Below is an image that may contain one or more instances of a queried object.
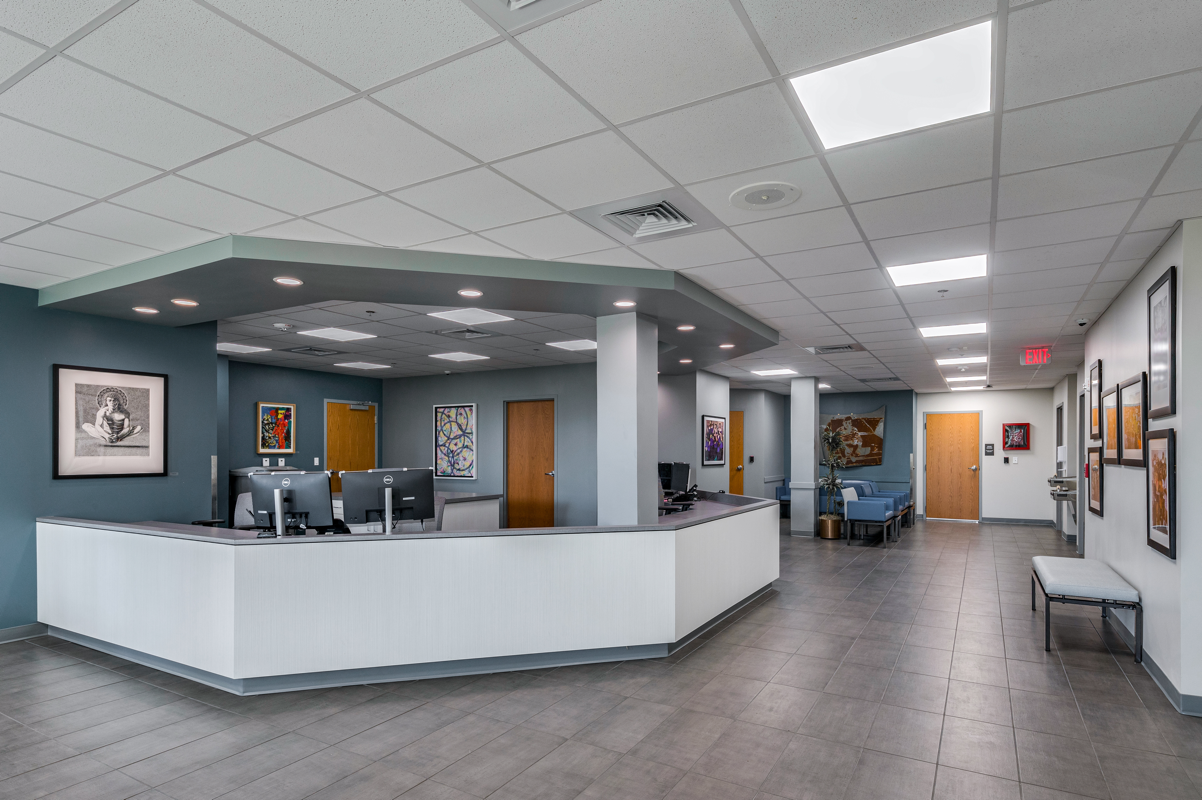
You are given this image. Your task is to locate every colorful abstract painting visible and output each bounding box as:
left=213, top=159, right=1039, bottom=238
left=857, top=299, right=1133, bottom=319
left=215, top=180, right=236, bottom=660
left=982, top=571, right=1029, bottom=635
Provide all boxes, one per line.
left=820, top=406, right=885, bottom=467
left=1120, top=373, right=1146, bottom=467
left=702, top=415, right=726, bottom=466
left=257, top=402, right=295, bottom=454
left=1002, top=423, right=1029, bottom=450
left=434, top=404, right=476, bottom=479
left=1147, top=429, right=1174, bottom=557
left=1101, top=387, right=1119, bottom=464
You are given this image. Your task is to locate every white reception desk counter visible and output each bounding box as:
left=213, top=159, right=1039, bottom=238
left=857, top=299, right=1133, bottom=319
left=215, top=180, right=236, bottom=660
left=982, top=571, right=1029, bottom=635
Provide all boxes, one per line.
left=36, top=494, right=779, bottom=695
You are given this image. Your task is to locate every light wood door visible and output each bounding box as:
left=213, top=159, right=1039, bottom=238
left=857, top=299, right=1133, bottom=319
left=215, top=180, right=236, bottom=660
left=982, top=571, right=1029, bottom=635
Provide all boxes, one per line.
left=326, top=402, right=376, bottom=492
left=925, top=412, right=980, bottom=520
left=506, top=400, right=555, bottom=527
left=730, top=411, right=745, bottom=495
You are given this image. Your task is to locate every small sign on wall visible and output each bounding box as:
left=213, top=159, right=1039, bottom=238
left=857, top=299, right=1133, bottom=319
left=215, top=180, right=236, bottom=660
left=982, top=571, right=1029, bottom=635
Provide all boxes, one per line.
left=985, top=443, right=995, bottom=456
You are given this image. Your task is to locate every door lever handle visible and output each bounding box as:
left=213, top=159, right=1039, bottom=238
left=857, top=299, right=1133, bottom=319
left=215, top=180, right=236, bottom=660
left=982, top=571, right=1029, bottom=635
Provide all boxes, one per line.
left=545, top=471, right=555, bottom=477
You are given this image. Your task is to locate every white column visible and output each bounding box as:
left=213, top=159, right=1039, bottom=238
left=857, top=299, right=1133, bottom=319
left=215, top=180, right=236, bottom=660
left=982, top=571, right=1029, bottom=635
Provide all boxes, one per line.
left=789, top=377, right=820, bottom=535
left=597, top=313, right=659, bottom=525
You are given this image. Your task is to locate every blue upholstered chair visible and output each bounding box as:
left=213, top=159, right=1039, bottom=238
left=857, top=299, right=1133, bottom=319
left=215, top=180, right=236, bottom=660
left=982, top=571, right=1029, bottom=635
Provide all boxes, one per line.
left=863, top=480, right=913, bottom=527
left=841, top=487, right=895, bottom=546
left=775, top=485, right=790, bottom=518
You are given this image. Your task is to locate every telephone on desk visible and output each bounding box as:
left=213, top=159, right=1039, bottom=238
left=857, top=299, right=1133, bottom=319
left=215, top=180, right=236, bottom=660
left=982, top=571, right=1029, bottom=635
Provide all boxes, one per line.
left=661, top=484, right=699, bottom=513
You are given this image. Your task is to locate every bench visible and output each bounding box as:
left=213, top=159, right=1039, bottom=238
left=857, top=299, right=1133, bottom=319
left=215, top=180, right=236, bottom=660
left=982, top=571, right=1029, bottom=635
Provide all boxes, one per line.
left=1031, top=556, right=1142, bottom=663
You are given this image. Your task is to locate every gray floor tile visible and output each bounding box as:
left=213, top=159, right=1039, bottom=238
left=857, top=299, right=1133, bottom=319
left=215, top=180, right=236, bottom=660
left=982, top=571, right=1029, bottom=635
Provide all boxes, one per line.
left=1009, top=689, right=1087, bottom=739
left=823, top=663, right=892, bottom=703
left=37, top=769, right=147, bottom=800
left=769, top=655, right=839, bottom=692
left=749, top=626, right=810, bottom=654
left=471, top=680, right=576, bottom=726
left=843, top=749, right=936, bottom=800
left=950, top=653, right=1009, bottom=688
left=721, top=648, right=790, bottom=683
left=691, top=720, right=791, bottom=789
left=796, top=694, right=878, bottom=747
left=216, top=747, right=372, bottom=800
left=905, top=625, right=957, bottom=651
left=385, top=714, right=513, bottom=778
left=681, top=674, right=765, bottom=719
left=396, top=780, right=478, bottom=800
left=933, top=765, right=1021, bottom=800
left=577, top=754, right=684, bottom=800
left=1097, top=745, right=1200, bottom=800
left=844, top=638, right=902, bottom=669
left=938, top=716, right=1018, bottom=780
left=1079, top=700, right=1175, bottom=755
left=632, top=668, right=714, bottom=708
left=896, top=645, right=953, bottom=678
left=864, top=704, right=943, bottom=763
left=946, top=680, right=1012, bottom=727
left=431, top=725, right=563, bottom=797
left=1064, top=667, right=1143, bottom=708
left=629, top=709, right=731, bottom=770
left=1014, top=728, right=1109, bottom=799
left=737, top=684, right=819, bottom=733
left=882, top=671, right=948, bottom=715
left=520, top=739, right=621, bottom=793
left=304, top=760, right=424, bottom=800
left=337, top=702, right=466, bottom=761
left=759, top=733, right=859, bottom=800
left=574, top=697, right=676, bottom=752
left=1006, top=660, right=1072, bottom=696
left=797, top=634, right=856, bottom=662
left=0, top=753, right=109, bottom=800
left=117, top=721, right=281, bottom=787
left=155, top=732, right=327, bottom=800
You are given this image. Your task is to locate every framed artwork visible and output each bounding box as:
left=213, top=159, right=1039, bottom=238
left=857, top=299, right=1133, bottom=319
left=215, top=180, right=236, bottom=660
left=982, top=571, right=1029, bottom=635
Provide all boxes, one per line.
left=1088, top=360, right=1102, bottom=440
left=1087, top=446, right=1103, bottom=517
left=54, top=364, right=167, bottom=479
left=1002, top=423, right=1030, bottom=450
left=702, top=415, right=726, bottom=466
left=1119, top=373, right=1147, bottom=467
left=257, top=402, right=296, bottom=454
left=1100, top=386, right=1119, bottom=465
left=1147, top=266, right=1176, bottom=419
left=1146, top=428, right=1176, bottom=559
left=434, top=403, right=476, bottom=479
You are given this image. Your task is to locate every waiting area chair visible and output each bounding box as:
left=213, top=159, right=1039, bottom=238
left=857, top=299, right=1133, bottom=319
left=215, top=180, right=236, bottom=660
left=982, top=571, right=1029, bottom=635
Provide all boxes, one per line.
left=775, top=485, right=790, bottom=517
left=841, top=487, right=895, bottom=547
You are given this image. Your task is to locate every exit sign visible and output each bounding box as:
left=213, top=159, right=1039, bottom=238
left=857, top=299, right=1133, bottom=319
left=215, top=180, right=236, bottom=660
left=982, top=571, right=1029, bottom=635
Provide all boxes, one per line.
left=1020, top=347, right=1051, bottom=366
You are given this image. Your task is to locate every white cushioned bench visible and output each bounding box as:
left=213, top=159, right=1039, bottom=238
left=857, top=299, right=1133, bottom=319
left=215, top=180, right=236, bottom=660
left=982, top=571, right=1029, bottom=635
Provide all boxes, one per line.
left=1032, top=556, right=1142, bottom=663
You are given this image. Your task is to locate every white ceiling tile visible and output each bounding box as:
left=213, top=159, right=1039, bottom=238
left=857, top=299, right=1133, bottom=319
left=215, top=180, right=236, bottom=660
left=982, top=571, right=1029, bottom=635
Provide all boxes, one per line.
left=0, top=171, right=90, bottom=220
left=1086, top=280, right=1126, bottom=301
left=493, top=131, right=671, bottom=210
left=1000, top=71, right=1202, bottom=173
left=249, top=218, right=371, bottom=245
left=374, top=42, right=602, bottom=163
left=894, top=276, right=988, bottom=303
left=991, top=238, right=1114, bottom=271
left=853, top=180, right=991, bottom=240
left=997, top=148, right=1169, bottom=220
left=811, top=288, right=900, bottom=312
left=742, top=298, right=820, bottom=318
left=719, top=280, right=801, bottom=306
left=1131, top=189, right=1202, bottom=233
left=5, top=224, right=158, bottom=266
left=1156, top=140, right=1202, bottom=195
left=393, top=168, right=557, bottom=231
left=734, top=206, right=861, bottom=256
left=557, top=247, right=657, bottom=269
left=841, top=318, right=915, bottom=334
left=992, top=285, right=1087, bottom=308
left=179, top=142, right=373, bottom=215
left=0, top=1, right=113, bottom=46
left=993, top=201, right=1137, bottom=250
left=0, top=57, right=241, bottom=169
left=517, top=0, right=768, bottom=123
left=791, top=269, right=889, bottom=298
left=1112, top=228, right=1170, bottom=260
left=741, top=0, right=995, bottom=74
left=680, top=259, right=780, bottom=289
left=630, top=229, right=753, bottom=269
left=110, top=175, right=290, bottom=232
left=871, top=223, right=989, bottom=267
left=990, top=303, right=1077, bottom=322
left=412, top=234, right=525, bottom=259
left=0, top=29, right=42, bottom=81
left=53, top=203, right=216, bottom=250
left=684, top=157, right=841, bottom=226
left=993, top=264, right=1098, bottom=293
left=621, top=85, right=811, bottom=184
left=0, top=211, right=33, bottom=238
left=205, top=0, right=497, bottom=89
left=826, top=117, right=994, bottom=203
left=1075, top=298, right=1116, bottom=316
left=309, top=196, right=463, bottom=247
left=1096, top=259, right=1145, bottom=283
left=1004, top=0, right=1202, bottom=109
left=0, top=263, right=59, bottom=288
left=479, top=214, right=617, bottom=260
left=265, top=100, right=474, bottom=192
left=766, top=242, right=876, bottom=279
left=67, top=0, right=348, bottom=133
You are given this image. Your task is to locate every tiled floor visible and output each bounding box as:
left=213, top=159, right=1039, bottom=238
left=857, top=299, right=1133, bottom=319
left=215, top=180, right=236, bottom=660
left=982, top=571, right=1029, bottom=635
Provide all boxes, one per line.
left=2, top=519, right=1199, bottom=800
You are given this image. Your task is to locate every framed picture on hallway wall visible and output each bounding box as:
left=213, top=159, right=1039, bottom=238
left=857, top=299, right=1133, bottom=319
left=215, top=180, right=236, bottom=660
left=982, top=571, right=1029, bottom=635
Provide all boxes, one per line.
left=1087, top=446, right=1103, bottom=517
left=256, top=402, right=296, bottom=454
left=1100, top=386, right=1119, bottom=465
left=434, top=404, right=476, bottom=479
left=1002, top=423, right=1029, bottom=450
left=702, top=415, right=726, bottom=466
left=54, top=364, right=168, bottom=479
left=1147, top=266, right=1176, bottom=419
left=1088, top=360, right=1102, bottom=440
left=1119, top=373, right=1147, bottom=468
left=1146, top=428, right=1175, bottom=559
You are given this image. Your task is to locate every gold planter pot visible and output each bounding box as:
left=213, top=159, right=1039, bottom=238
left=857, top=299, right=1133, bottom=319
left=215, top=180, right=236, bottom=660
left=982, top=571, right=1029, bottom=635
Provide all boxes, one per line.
left=818, top=515, right=843, bottom=539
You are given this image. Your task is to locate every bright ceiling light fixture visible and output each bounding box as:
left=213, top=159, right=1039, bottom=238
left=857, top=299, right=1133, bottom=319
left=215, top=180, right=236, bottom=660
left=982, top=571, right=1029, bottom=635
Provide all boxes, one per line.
left=887, top=254, right=987, bottom=286
left=336, top=362, right=389, bottom=370
left=548, top=340, right=597, bottom=351
left=945, top=375, right=986, bottom=382
left=818, top=383, right=832, bottom=389
left=719, top=343, right=735, bottom=349
left=680, top=359, right=693, bottom=364
left=677, top=324, right=696, bottom=331
left=920, top=322, right=987, bottom=338
left=790, top=21, right=993, bottom=149
left=458, top=289, right=483, bottom=298
left=951, top=385, right=986, bottom=391
left=937, top=356, right=987, bottom=366
left=217, top=342, right=270, bottom=354
left=752, top=368, right=798, bottom=376
left=297, top=328, right=376, bottom=341
left=171, top=298, right=199, bottom=307
left=273, top=276, right=303, bottom=286
left=613, top=300, right=636, bottom=308
left=427, top=308, right=514, bottom=325
left=430, top=352, right=489, bottom=361
left=133, top=307, right=158, bottom=314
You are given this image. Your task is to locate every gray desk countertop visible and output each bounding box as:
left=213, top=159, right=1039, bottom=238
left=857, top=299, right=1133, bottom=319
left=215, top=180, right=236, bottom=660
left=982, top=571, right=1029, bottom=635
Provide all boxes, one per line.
left=331, top=491, right=502, bottom=504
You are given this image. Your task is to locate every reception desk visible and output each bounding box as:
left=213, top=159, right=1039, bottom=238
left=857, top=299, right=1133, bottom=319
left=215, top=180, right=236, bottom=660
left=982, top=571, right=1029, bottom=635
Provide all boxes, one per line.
left=36, top=494, right=779, bottom=695
left=332, top=490, right=502, bottom=533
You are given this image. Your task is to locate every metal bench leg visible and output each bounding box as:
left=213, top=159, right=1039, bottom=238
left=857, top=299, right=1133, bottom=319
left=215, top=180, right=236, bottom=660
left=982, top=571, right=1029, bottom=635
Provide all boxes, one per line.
left=1101, top=606, right=1108, bottom=619
left=1044, top=590, right=1052, bottom=652
left=1031, top=576, right=1035, bottom=611
left=1135, top=606, right=1144, bottom=664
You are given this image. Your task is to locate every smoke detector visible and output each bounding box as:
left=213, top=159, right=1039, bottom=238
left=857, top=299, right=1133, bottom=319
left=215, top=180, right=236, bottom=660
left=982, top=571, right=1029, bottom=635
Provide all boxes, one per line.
left=729, top=182, right=801, bottom=211
left=604, top=202, right=695, bottom=238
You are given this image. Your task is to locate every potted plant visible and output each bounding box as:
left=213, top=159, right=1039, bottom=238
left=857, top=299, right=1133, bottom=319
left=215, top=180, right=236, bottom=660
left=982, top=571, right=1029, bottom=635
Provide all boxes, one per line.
left=818, top=428, right=845, bottom=539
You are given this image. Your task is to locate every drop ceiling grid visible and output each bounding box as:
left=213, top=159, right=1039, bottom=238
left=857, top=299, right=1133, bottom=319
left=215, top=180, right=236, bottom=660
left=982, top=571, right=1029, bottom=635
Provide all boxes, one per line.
left=0, top=0, right=1197, bottom=390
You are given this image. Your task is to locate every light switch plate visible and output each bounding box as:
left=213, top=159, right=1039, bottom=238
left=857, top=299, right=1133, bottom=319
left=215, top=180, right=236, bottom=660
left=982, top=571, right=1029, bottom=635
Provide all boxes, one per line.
left=278, top=458, right=285, bottom=467
left=314, top=457, right=320, bottom=466
left=262, top=458, right=269, bottom=467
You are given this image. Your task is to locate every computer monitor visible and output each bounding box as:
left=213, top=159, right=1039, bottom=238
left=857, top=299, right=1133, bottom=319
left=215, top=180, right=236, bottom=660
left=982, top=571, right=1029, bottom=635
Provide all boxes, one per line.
left=248, top=471, right=334, bottom=532
left=657, top=462, right=692, bottom=493
left=658, top=462, right=672, bottom=490
left=340, top=468, right=436, bottom=529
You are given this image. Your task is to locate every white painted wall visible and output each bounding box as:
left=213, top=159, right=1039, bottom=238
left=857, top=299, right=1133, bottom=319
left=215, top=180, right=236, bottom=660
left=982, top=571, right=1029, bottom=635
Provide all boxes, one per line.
left=729, top=390, right=787, bottom=499
left=695, top=371, right=731, bottom=494
left=916, top=389, right=1056, bottom=522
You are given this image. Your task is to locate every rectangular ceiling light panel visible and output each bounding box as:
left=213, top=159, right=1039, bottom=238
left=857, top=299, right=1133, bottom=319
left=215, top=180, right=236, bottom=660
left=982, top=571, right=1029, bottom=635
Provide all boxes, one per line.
left=336, top=362, right=389, bottom=370
left=791, top=21, right=993, bottom=149
left=427, top=308, right=515, bottom=326
left=752, top=368, right=798, bottom=376
left=297, top=327, right=377, bottom=341
left=937, top=356, right=987, bottom=365
left=217, top=342, right=270, bottom=353
left=920, top=322, right=987, bottom=338
left=951, top=385, right=985, bottom=391
left=945, top=375, right=986, bottom=382
left=548, top=339, right=597, bottom=351
left=887, top=254, right=987, bottom=286
left=430, top=352, right=490, bottom=361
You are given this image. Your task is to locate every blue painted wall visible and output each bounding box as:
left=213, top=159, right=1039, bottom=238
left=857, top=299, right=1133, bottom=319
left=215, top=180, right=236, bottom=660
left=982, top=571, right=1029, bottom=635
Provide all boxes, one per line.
left=0, top=284, right=218, bottom=630
left=819, top=390, right=915, bottom=491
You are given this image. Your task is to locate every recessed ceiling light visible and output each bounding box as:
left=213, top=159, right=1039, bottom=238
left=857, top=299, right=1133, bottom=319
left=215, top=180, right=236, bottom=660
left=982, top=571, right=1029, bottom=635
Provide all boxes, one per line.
left=217, top=342, right=270, bottom=353
left=676, top=324, right=696, bottom=332
left=548, top=340, right=597, bottom=351
left=427, top=308, right=514, bottom=326
left=951, top=385, right=986, bottom=391
left=937, top=356, right=987, bottom=366
left=818, top=383, right=832, bottom=389
left=458, top=289, right=483, bottom=298
left=297, top=328, right=377, bottom=342
left=887, top=254, right=987, bottom=286
left=613, top=300, right=636, bottom=308
left=336, top=362, right=389, bottom=370
left=920, top=322, right=987, bottom=338
left=680, top=359, right=693, bottom=364
left=945, top=375, right=987, bottom=382
left=752, top=368, right=798, bottom=376
left=133, top=307, right=158, bottom=314
left=273, top=276, right=303, bottom=286
left=790, top=20, right=993, bottom=149
left=430, top=352, right=490, bottom=362
left=719, top=343, right=735, bottom=349
left=171, top=298, right=199, bottom=307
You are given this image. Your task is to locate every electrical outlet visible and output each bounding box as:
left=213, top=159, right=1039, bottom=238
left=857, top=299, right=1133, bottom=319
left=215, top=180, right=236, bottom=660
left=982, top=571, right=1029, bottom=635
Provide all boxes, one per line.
left=1012, top=456, right=1018, bottom=463
left=278, top=458, right=285, bottom=467
left=262, top=458, right=269, bottom=467
left=314, top=457, right=320, bottom=466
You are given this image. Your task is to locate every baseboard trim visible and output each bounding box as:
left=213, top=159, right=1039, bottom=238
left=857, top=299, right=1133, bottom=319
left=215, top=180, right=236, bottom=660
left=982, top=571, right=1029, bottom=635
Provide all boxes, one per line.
left=0, top=623, right=47, bottom=644
left=1103, top=613, right=1202, bottom=716
left=980, top=517, right=1056, bottom=526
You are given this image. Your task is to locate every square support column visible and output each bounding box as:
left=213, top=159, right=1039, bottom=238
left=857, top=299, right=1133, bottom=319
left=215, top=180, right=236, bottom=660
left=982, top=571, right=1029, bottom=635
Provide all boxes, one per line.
left=789, top=377, right=819, bottom=535
left=597, top=313, right=659, bottom=525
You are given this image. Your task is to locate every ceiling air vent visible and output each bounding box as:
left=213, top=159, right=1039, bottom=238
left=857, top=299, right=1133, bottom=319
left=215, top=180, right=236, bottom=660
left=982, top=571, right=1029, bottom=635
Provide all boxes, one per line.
left=864, top=377, right=903, bottom=382
left=439, top=328, right=493, bottom=340
left=803, top=343, right=866, bottom=355
left=287, top=346, right=342, bottom=357
left=604, top=202, right=695, bottom=238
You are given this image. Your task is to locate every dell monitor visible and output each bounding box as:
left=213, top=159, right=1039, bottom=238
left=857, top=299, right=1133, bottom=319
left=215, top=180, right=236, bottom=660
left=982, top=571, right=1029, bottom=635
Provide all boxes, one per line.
left=340, top=468, right=436, bottom=530
left=248, top=471, right=334, bottom=534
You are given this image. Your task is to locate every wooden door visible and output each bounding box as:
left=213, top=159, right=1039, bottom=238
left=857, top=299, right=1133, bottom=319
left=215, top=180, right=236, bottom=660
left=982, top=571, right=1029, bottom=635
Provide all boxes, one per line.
left=506, top=400, right=555, bottom=527
left=730, top=411, right=745, bottom=494
left=925, top=412, right=980, bottom=520
left=326, top=402, right=376, bottom=492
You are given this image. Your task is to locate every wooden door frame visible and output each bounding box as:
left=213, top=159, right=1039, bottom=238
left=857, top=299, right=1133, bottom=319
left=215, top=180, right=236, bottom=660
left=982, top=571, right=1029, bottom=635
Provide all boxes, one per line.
left=502, top=395, right=559, bottom=528
left=323, top=399, right=380, bottom=472
left=922, top=410, right=982, bottom=522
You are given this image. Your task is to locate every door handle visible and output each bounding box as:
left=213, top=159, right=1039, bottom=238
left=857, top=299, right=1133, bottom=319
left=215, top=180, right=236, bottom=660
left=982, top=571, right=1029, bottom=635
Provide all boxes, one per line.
left=970, top=465, right=978, bottom=471
left=736, top=465, right=743, bottom=471
left=545, top=471, right=555, bottom=477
